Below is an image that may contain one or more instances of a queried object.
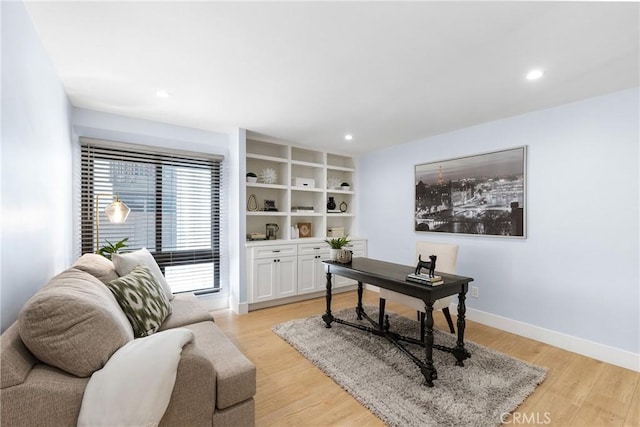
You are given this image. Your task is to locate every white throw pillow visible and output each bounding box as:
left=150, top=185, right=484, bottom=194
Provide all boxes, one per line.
left=112, top=248, right=174, bottom=301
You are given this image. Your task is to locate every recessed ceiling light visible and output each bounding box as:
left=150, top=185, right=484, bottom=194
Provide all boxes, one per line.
left=525, top=69, right=544, bottom=81
left=156, top=90, right=170, bottom=98
left=344, top=134, right=353, bottom=141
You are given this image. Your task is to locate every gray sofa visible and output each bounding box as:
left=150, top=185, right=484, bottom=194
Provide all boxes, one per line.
left=1, top=254, right=255, bottom=426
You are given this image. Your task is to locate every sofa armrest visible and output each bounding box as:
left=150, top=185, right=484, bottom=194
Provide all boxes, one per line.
left=159, top=342, right=217, bottom=427
left=1, top=364, right=87, bottom=427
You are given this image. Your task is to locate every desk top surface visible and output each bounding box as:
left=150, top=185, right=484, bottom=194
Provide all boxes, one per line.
left=323, top=257, right=473, bottom=300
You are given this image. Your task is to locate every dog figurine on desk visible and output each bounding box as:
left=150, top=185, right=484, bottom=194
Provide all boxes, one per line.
left=415, top=254, right=437, bottom=277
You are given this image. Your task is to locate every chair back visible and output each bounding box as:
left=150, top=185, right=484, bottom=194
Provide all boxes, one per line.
left=416, top=241, right=458, bottom=275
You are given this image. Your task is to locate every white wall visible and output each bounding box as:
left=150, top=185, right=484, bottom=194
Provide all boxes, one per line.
left=1, top=1, right=73, bottom=331
left=359, top=88, right=639, bottom=361
left=227, top=129, right=248, bottom=313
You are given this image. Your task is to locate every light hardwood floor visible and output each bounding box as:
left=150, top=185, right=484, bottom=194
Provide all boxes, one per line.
left=213, top=291, right=640, bottom=427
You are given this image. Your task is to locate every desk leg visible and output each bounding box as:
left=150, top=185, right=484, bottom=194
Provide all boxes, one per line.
left=356, top=281, right=364, bottom=320
left=378, top=297, right=386, bottom=333
left=453, top=291, right=471, bottom=366
left=322, top=271, right=334, bottom=328
left=421, top=301, right=437, bottom=387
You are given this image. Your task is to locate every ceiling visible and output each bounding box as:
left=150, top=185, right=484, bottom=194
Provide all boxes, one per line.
left=24, top=1, right=639, bottom=155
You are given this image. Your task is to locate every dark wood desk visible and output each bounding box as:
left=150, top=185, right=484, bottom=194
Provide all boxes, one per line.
left=322, top=257, right=474, bottom=387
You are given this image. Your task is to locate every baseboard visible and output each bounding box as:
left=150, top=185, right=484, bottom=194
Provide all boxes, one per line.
left=451, top=303, right=640, bottom=372
left=235, top=302, right=249, bottom=315
left=227, top=294, right=248, bottom=315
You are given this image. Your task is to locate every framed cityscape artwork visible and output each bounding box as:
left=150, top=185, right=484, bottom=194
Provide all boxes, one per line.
left=414, top=146, right=526, bottom=237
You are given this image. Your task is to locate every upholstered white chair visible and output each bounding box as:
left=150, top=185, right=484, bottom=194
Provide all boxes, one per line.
left=379, top=241, right=459, bottom=334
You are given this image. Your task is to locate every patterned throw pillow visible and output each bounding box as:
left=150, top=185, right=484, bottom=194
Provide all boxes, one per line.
left=106, top=264, right=172, bottom=338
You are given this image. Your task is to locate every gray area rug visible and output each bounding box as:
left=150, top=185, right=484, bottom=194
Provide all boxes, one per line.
left=273, top=305, right=547, bottom=427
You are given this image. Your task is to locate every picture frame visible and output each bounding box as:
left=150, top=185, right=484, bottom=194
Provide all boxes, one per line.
left=415, top=146, right=526, bottom=237
left=297, top=222, right=312, bottom=238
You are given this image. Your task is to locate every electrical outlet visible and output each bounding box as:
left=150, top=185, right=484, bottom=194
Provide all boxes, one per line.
left=471, top=286, right=479, bottom=298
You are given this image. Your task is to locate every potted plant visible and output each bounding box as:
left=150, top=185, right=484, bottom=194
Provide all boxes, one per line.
left=325, top=235, right=350, bottom=261
left=340, top=182, right=350, bottom=191
left=246, top=172, right=258, bottom=183
left=97, top=237, right=129, bottom=260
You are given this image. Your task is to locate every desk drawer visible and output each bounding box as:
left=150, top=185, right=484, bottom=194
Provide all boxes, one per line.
left=298, top=242, right=329, bottom=256
left=252, top=244, right=298, bottom=259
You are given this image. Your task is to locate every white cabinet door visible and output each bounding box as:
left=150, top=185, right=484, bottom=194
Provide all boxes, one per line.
left=297, top=254, right=317, bottom=294
left=277, top=256, right=297, bottom=297
left=252, top=256, right=297, bottom=301
left=298, top=253, right=330, bottom=294
left=253, top=258, right=277, bottom=302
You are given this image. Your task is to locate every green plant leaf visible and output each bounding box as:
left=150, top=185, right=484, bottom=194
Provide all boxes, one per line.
left=324, top=235, right=350, bottom=249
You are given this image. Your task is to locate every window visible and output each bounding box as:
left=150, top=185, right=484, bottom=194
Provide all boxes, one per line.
left=80, top=138, right=223, bottom=294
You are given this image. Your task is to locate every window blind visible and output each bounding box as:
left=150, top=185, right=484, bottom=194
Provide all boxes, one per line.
left=80, top=138, right=222, bottom=294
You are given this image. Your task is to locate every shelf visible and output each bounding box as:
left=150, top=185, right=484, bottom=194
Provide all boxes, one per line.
left=247, top=183, right=288, bottom=190
left=291, top=212, right=323, bottom=217
left=327, top=189, right=355, bottom=195
left=247, top=211, right=288, bottom=216
left=291, top=186, right=324, bottom=192
left=327, top=213, right=355, bottom=217
left=246, top=153, right=288, bottom=163
left=327, top=153, right=355, bottom=170
left=291, top=160, right=324, bottom=168
left=326, top=165, right=355, bottom=173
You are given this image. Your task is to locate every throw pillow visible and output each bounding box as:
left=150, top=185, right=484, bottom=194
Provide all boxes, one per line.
left=18, top=268, right=134, bottom=377
left=106, top=265, right=172, bottom=338
left=112, top=248, right=174, bottom=300
left=72, top=253, right=119, bottom=283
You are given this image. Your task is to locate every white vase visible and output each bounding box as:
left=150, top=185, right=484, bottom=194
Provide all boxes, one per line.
left=329, top=248, right=340, bottom=261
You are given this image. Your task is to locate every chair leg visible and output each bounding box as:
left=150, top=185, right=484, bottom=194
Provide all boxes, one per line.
left=442, top=307, right=455, bottom=334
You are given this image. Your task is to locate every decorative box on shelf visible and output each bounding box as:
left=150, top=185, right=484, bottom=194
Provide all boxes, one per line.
left=293, top=177, right=315, bottom=188
left=327, top=227, right=345, bottom=238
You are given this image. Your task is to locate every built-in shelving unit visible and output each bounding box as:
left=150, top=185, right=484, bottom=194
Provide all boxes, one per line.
left=245, top=138, right=358, bottom=241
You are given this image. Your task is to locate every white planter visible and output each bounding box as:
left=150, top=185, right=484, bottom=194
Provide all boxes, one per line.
left=329, top=248, right=340, bottom=261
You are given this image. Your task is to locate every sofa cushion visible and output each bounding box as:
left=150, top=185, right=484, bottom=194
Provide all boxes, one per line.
left=159, top=293, right=214, bottom=331
left=72, top=253, right=119, bottom=283
left=106, top=265, right=172, bottom=338
left=1, top=322, right=37, bottom=388
left=18, top=268, right=134, bottom=377
left=184, top=321, right=256, bottom=409
left=112, top=248, right=174, bottom=300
